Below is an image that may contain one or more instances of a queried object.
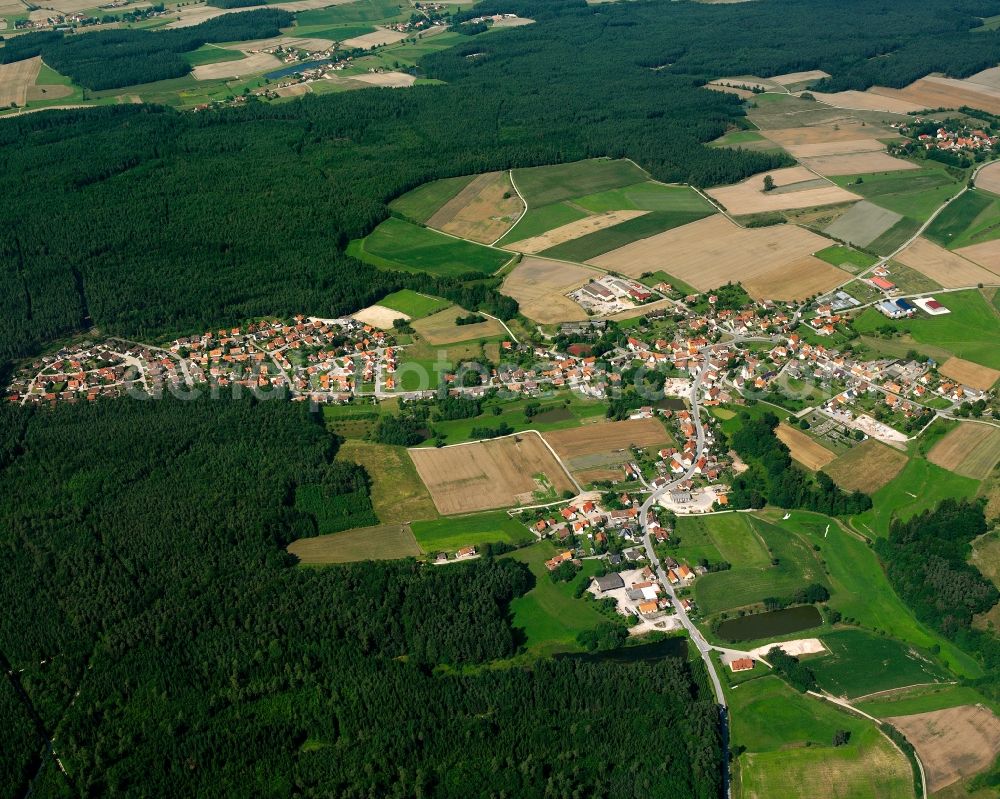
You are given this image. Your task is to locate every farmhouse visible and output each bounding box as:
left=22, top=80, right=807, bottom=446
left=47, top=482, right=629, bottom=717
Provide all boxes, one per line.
left=730, top=657, right=754, bottom=672
left=594, top=573, right=625, bottom=592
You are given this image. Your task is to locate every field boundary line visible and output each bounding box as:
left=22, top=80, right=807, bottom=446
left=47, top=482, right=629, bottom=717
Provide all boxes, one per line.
left=493, top=169, right=529, bottom=246
left=479, top=311, right=519, bottom=344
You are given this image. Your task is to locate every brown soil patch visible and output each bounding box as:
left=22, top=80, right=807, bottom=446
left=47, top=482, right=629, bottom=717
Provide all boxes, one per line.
left=870, top=75, right=1000, bottom=116
left=939, top=356, right=1000, bottom=391
left=409, top=433, right=575, bottom=515
left=587, top=215, right=846, bottom=301
left=25, top=83, right=73, bottom=101
left=543, top=418, right=669, bottom=471
left=191, top=52, right=280, bottom=80
left=501, top=257, right=595, bottom=323
left=706, top=166, right=860, bottom=214
left=410, top=306, right=505, bottom=345
left=427, top=171, right=523, bottom=244
left=975, top=160, right=1000, bottom=197
left=800, top=152, right=918, bottom=176
left=776, top=423, right=836, bottom=469
left=809, top=90, right=928, bottom=114
left=507, top=210, right=647, bottom=254
left=887, top=705, right=1000, bottom=792
left=341, top=27, right=409, bottom=49
left=895, top=237, right=1000, bottom=288
left=287, top=523, right=421, bottom=563
left=770, top=69, right=830, bottom=85
left=928, top=422, right=1000, bottom=480
left=822, top=439, right=907, bottom=492
left=351, top=71, right=416, bottom=88
left=0, top=56, right=41, bottom=107
left=352, top=304, right=408, bottom=329
left=954, top=238, right=1000, bottom=278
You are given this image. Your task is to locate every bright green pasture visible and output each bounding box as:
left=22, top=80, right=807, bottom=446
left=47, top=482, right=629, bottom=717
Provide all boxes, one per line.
left=925, top=188, right=1000, bottom=249
left=377, top=289, right=451, bottom=318
left=811, top=628, right=951, bottom=698
left=182, top=45, right=247, bottom=67
left=832, top=167, right=964, bottom=222
left=511, top=158, right=647, bottom=207
left=497, top=202, right=587, bottom=245
left=295, top=0, right=405, bottom=26
left=572, top=181, right=714, bottom=214
left=673, top=513, right=769, bottom=570
left=350, top=218, right=512, bottom=277
left=813, top=244, right=878, bottom=272
left=389, top=175, right=474, bottom=223
left=411, top=511, right=533, bottom=553
left=851, top=289, right=1000, bottom=369
left=857, top=684, right=992, bottom=717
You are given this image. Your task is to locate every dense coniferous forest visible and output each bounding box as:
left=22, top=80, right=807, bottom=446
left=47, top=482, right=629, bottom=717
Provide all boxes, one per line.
left=0, top=11, right=291, bottom=89
left=0, top=398, right=722, bottom=797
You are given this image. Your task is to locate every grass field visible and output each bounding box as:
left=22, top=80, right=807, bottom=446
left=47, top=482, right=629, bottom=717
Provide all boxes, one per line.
left=851, top=457, right=981, bottom=539
left=505, top=542, right=609, bottom=655
left=336, top=440, right=439, bottom=524
left=926, top=188, right=1000, bottom=250
left=813, top=244, right=879, bottom=272
left=832, top=166, right=964, bottom=223
left=287, top=523, right=421, bottom=563
left=410, top=510, right=533, bottom=553
left=572, top=180, right=715, bottom=214
left=350, top=218, right=512, bottom=277
left=182, top=45, right=247, bottom=67
left=822, top=439, right=908, bottom=493
left=852, top=289, right=1000, bottom=369
left=511, top=158, right=647, bottom=207
left=811, top=628, right=950, bottom=698
left=377, top=289, right=451, bottom=318
left=498, top=202, right=587, bottom=245
left=859, top=684, right=991, bottom=718
left=389, top=176, right=475, bottom=222
left=673, top=514, right=770, bottom=570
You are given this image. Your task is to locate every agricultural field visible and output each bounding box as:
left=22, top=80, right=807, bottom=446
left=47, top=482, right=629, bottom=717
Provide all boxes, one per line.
left=408, top=433, right=576, bottom=515
left=887, top=705, right=1000, bottom=792
left=337, top=440, right=439, bottom=523
left=813, top=244, right=878, bottom=273
left=425, top=171, right=524, bottom=244
left=587, top=214, right=847, bottom=301
left=349, top=217, right=514, bottom=277
left=976, top=159, right=1000, bottom=196
left=510, top=158, right=647, bottom=208
left=542, top=417, right=670, bottom=472
left=706, top=166, right=860, bottom=215
left=858, top=684, right=993, bottom=718
left=926, top=188, right=1000, bottom=250
left=776, top=423, right=836, bottom=470
left=389, top=175, right=475, bottom=223
left=927, top=422, right=1000, bottom=480
left=810, top=629, right=950, bottom=699
left=500, top=256, right=594, bottom=323
left=822, top=439, right=907, bottom=493
left=287, top=523, right=422, bottom=564
left=508, top=210, right=648, bottom=254
left=866, top=75, right=1000, bottom=116
left=831, top=166, right=964, bottom=224
left=709, top=129, right=781, bottom=152
left=377, top=289, right=451, bottom=319
left=758, top=124, right=915, bottom=177
left=0, top=55, right=41, bottom=107
left=824, top=200, right=903, bottom=249
left=893, top=236, right=1000, bottom=288
left=351, top=302, right=408, bottom=328
left=410, top=306, right=506, bottom=345
left=410, top=510, right=533, bottom=554
left=955, top=237, right=1000, bottom=277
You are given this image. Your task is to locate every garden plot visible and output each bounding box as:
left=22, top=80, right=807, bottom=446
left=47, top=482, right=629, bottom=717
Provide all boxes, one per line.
left=501, top=257, right=595, bottom=323
left=824, top=200, right=902, bottom=248
left=895, top=237, right=1000, bottom=287
left=409, top=433, right=575, bottom=515
left=426, top=171, right=523, bottom=244
left=938, top=356, right=1000, bottom=391
left=706, top=166, right=859, bottom=215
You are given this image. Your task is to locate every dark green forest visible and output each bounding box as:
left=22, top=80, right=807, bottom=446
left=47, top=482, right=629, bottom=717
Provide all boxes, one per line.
left=10, top=0, right=1000, bottom=369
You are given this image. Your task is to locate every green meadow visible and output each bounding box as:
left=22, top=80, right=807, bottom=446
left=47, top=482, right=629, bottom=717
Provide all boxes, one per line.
left=511, top=158, right=648, bottom=207
left=541, top=208, right=713, bottom=261
left=833, top=166, right=964, bottom=223
left=572, top=181, right=714, bottom=214
left=925, top=188, right=1000, bottom=250
left=389, top=175, right=474, bottom=223
left=814, top=244, right=878, bottom=272
left=857, top=683, right=993, bottom=717
left=411, top=511, right=534, bottom=553
left=377, top=289, right=452, bottom=318
left=498, top=202, right=587, bottom=245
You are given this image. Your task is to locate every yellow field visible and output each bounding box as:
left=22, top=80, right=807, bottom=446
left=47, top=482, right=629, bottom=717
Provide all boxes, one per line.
left=341, top=27, right=410, bottom=49
left=888, top=706, right=1000, bottom=793
left=939, top=356, right=1000, bottom=391
left=427, top=171, right=523, bottom=244
left=351, top=71, right=416, bottom=88
left=409, top=433, right=575, bottom=515
left=410, top=306, right=506, bottom=345
left=776, top=423, right=836, bottom=469
left=501, top=256, right=594, bottom=323
left=191, top=52, right=280, bottom=80
left=975, top=160, right=1000, bottom=196
left=870, top=76, right=1000, bottom=116
left=506, top=210, right=647, bottom=253
left=927, top=422, right=1000, bottom=480
left=352, top=304, right=409, bottom=328
left=801, top=152, right=917, bottom=176
left=287, top=523, right=421, bottom=563
left=587, top=215, right=847, bottom=301
left=808, top=89, right=927, bottom=114
left=822, top=439, right=907, bottom=492
left=954, top=239, right=1000, bottom=278
left=0, top=56, right=41, bottom=107
left=705, top=166, right=859, bottom=215
left=895, top=237, right=1000, bottom=288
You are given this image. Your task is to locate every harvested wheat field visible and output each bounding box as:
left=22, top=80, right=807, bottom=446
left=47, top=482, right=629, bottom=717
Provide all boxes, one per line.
left=782, top=138, right=885, bottom=158
left=506, top=210, right=647, bottom=253
left=409, top=433, right=575, bottom=515
left=411, top=306, right=505, bottom=345
left=341, top=27, right=409, bottom=49
left=895, top=237, right=1000, bottom=287
left=975, top=160, right=1000, bottom=196
left=822, top=439, right=908, bottom=492
left=939, top=356, right=1000, bottom=391
left=274, top=83, right=312, bottom=98
left=887, top=705, right=1000, bottom=792
left=237, top=35, right=337, bottom=52
left=192, top=52, right=280, bottom=80
left=761, top=126, right=890, bottom=154
left=427, top=171, right=523, bottom=244
left=287, top=523, right=421, bottom=563
left=588, top=215, right=847, bottom=301
left=501, top=257, right=595, bottom=323
left=352, top=304, right=408, bottom=329
left=928, top=422, right=1000, bottom=480
left=954, top=239, right=1000, bottom=277
left=707, top=166, right=859, bottom=214
left=770, top=69, right=830, bottom=86
left=808, top=90, right=928, bottom=114
left=800, top=151, right=918, bottom=176
left=352, top=71, right=417, bottom=88
left=776, top=423, right=836, bottom=470
left=0, top=56, right=41, bottom=107
left=543, top=418, right=669, bottom=471
left=869, top=75, right=1000, bottom=116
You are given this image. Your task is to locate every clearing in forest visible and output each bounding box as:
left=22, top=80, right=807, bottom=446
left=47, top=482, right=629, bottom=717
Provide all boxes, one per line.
left=939, top=356, right=1000, bottom=391
left=426, top=171, right=524, bottom=244
left=287, top=523, right=421, bottom=563
left=776, top=424, right=836, bottom=470
left=894, top=237, right=1000, bottom=288
left=410, top=306, right=506, bottom=345
left=501, top=257, right=595, bottom=323
left=408, top=433, right=575, bottom=515
left=927, top=422, right=1000, bottom=480
left=543, top=418, right=669, bottom=471
left=705, top=166, right=860, bottom=215
left=0, top=56, right=41, bottom=107
left=887, top=705, right=1000, bottom=793
left=822, top=439, right=907, bottom=493
left=587, top=215, right=846, bottom=301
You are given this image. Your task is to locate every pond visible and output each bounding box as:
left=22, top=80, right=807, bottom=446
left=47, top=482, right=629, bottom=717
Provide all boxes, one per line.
left=556, top=636, right=688, bottom=664
left=715, top=605, right=823, bottom=643
left=656, top=397, right=687, bottom=411
left=265, top=59, right=334, bottom=80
